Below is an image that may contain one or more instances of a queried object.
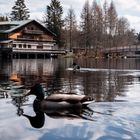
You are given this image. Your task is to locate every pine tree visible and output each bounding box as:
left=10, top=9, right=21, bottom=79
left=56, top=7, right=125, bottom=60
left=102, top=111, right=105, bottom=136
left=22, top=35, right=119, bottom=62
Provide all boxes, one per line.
left=44, top=0, right=63, bottom=47
left=10, top=0, right=30, bottom=21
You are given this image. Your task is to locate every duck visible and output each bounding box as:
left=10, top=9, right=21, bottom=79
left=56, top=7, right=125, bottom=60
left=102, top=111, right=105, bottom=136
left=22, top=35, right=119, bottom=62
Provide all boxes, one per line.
left=18, top=83, right=94, bottom=128
left=73, top=62, right=80, bottom=71
left=24, top=83, right=94, bottom=110
left=23, top=83, right=93, bottom=111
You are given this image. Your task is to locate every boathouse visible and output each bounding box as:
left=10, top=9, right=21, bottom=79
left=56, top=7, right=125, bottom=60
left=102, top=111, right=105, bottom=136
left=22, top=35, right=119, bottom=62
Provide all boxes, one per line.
left=0, top=20, right=65, bottom=59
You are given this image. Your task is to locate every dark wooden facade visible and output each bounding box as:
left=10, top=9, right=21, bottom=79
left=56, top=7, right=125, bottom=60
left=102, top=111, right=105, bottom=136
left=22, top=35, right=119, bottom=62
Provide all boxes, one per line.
left=0, top=20, right=62, bottom=59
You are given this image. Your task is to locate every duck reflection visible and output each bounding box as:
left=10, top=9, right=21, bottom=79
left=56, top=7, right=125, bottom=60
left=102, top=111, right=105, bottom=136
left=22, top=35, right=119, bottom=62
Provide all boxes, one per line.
left=17, top=99, right=94, bottom=129
left=12, top=83, right=95, bottom=128
left=21, top=103, right=93, bottom=128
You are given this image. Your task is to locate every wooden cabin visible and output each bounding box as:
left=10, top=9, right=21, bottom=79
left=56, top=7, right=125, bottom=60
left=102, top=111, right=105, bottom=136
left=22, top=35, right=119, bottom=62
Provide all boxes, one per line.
left=0, top=20, right=61, bottom=58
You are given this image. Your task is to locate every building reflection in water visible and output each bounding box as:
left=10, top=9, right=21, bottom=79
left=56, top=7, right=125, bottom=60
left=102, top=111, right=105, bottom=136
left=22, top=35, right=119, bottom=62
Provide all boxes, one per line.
left=11, top=59, right=55, bottom=76
left=0, top=58, right=140, bottom=103
left=9, top=59, right=58, bottom=87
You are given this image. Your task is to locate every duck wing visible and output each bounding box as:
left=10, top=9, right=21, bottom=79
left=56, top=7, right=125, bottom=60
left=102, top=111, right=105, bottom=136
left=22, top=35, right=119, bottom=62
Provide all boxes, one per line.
left=45, top=94, right=86, bottom=103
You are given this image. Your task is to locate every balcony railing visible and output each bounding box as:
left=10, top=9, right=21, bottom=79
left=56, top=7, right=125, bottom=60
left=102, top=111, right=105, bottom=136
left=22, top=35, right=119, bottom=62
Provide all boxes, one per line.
left=23, top=29, right=44, bottom=35
left=16, top=37, right=55, bottom=43
left=12, top=48, right=66, bottom=54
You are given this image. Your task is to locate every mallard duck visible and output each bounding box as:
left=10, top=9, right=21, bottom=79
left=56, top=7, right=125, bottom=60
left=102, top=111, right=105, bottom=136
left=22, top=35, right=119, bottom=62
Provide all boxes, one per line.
left=24, top=83, right=94, bottom=111
left=19, top=83, right=94, bottom=128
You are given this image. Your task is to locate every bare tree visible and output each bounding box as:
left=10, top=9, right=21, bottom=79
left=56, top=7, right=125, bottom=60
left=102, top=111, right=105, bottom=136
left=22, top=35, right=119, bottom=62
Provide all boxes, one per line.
left=102, top=0, right=109, bottom=49
left=107, top=1, right=118, bottom=48
left=80, top=0, right=92, bottom=53
left=116, top=17, right=128, bottom=46
left=64, top=7, right=77, bottom=51
left=0, top=15, right=8, bottom=21
left=91, top=0, right=103, bottom=56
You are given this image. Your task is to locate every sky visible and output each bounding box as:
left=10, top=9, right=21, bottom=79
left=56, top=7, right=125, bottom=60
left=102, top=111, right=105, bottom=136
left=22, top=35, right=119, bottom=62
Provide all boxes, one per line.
left=0, top=0, right=140, bottom=32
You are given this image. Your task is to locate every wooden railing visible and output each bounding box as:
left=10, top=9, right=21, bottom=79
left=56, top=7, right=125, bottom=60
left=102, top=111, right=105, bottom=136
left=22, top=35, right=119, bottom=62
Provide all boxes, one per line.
left=12, top=48, right=66, bottom=54
left=16, top=37, right=55, bottom=43
left=23, top=29, right=43, bottom=34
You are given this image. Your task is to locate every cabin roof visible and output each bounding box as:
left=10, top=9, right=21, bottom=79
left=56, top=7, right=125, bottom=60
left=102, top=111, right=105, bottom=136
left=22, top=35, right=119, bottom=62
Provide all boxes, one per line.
left=0, top=19, right=56, bottom=36
left=0, top=20, right=32, bottom=33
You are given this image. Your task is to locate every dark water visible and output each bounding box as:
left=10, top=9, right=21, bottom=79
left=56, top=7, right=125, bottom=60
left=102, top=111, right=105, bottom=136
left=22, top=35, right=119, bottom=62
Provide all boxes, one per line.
left=0, top=58, right=140, bottom=140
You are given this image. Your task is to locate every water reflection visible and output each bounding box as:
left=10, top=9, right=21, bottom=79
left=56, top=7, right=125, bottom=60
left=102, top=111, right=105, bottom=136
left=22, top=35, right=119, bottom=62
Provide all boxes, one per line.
left=0, top=59, right=58, bottom=88
left=22, top=104, right=95, bottom=129
left=1, top=58, right=140, bottom=102
left=0, top=58, right=140, bottom=139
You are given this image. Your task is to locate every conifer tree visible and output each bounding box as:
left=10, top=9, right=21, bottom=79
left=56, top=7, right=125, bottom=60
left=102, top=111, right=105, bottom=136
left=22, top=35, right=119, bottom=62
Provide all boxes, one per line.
left=44, top=0, right=63, bottom=47
left=10, top=0, right=30, bottom=21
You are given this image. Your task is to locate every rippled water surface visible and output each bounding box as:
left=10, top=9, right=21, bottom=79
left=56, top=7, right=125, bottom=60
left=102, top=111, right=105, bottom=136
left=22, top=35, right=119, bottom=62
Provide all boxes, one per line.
left=0, top=58, right=140, bottom=140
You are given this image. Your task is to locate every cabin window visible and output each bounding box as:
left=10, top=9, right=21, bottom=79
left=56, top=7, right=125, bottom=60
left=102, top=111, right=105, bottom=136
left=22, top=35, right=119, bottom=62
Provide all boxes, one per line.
left=23, top=44, right=26, bottom=48
left=135, top=51, right=140, bottom=54
left=39, top=37, right=43, bottom=40
left=37, top=46, right=43, bottom=49
left=28, top=45, right=31, bottom=48
left=19, top=44, right=22, bottom=48
left=31, top=27, right=34, bottom=30
left=0, top=45, right=4, bottom=48
left=12, top=44, right=16, bottom=48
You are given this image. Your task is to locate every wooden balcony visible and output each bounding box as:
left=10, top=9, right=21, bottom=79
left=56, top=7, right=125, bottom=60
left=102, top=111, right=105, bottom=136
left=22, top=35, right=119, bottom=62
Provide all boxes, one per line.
left=16, top=37, right=55, bottom=43
left=12, top=48, right=66, bottom=54
left=23, top=29, right=44, bottom=35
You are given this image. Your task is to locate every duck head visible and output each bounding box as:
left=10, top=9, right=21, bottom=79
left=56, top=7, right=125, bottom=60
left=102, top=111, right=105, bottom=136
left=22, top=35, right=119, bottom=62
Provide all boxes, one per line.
left=29, top=83, right=45, bottom=100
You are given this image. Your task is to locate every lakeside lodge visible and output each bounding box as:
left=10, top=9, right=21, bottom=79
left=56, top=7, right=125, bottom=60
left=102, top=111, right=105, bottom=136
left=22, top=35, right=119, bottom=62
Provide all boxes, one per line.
left=0, top=20, right=65, bottom=59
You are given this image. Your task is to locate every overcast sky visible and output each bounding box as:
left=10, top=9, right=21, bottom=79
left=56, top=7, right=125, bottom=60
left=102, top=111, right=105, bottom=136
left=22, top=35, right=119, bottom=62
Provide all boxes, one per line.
left=0, top=0, right=140, bottom=32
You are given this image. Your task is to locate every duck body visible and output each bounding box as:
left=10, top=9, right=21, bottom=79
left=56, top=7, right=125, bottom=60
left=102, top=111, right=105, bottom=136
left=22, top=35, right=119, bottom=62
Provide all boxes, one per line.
left=33, top=93, right=93, bottom=114
left=38, top=100, right=82, bottom=115
left=29, top=83, right=94, bottom=113
left=45, top=93, right=90, bottom=103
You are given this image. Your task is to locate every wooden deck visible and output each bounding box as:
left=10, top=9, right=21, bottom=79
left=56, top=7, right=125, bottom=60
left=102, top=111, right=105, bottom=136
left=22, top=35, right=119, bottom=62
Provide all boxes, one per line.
left=11, top=48, right=66, bottom=59
left=12, top=48, right=66, bottom=54
left=0, top=47, right=66, bottom=59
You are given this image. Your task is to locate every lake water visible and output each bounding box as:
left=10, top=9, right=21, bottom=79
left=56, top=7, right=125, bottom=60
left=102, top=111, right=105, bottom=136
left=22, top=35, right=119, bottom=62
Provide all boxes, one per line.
left=0, top=58, right=140, bottom=140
